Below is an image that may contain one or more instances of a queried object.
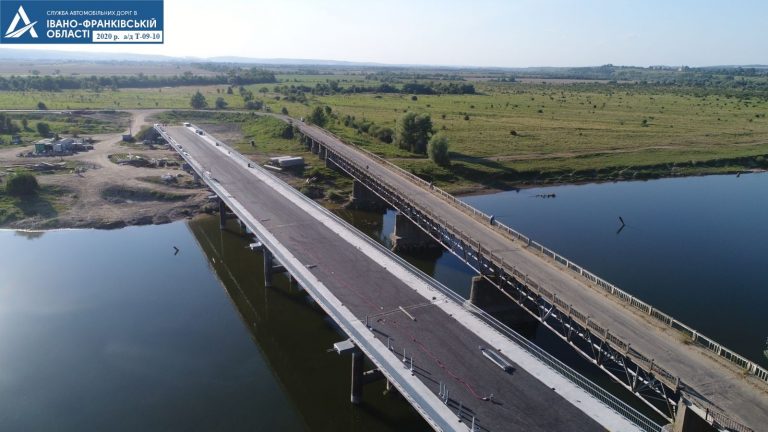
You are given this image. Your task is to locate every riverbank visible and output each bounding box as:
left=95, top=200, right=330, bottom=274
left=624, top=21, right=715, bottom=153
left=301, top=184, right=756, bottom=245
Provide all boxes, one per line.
left=2, top=107, right=766, bottom=231
left=0, top=110, right=213, bottom=230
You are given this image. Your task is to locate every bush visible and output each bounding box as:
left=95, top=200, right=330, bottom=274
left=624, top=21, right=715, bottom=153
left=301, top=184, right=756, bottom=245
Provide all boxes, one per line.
left=375, top=127, right=394, bottom=144
left=5, top=173, right=39, bottom=196
left=36, top=122, right=51, bottom=137
left=428, top=134, right=450, bottom=166
left=37, top=101, right=47, bottom=110
left=214, top=97, right=227, bottom=109
left=245, top=100, right=263, bottom=110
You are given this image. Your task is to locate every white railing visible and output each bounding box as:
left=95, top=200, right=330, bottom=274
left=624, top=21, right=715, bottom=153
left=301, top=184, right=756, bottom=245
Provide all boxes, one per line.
left=292, top=121, right=768, bottom=388
left=158, top=123, right=663, bottom=432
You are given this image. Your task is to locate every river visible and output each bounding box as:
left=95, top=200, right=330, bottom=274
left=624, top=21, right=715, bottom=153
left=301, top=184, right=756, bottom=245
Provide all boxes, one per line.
left=0, top=172, right=764, bottom=430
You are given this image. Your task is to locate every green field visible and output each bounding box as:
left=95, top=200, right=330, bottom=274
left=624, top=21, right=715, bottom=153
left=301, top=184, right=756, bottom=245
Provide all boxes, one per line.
left=0, top=112, right=130, bottom=147
left=3, top=72, right=768, bottom=191
left=0, top=184, right=63, bottom=226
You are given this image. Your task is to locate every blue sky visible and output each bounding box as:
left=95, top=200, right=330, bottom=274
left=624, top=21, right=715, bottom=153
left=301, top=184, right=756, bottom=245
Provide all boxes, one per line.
left=9, top=0, right=768, bottom=67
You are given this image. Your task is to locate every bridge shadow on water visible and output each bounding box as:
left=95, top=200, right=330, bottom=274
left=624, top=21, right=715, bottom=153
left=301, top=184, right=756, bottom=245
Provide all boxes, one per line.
left=188, top=216, right=430, bottom=432
left=189, top=200, right=668, bottom=430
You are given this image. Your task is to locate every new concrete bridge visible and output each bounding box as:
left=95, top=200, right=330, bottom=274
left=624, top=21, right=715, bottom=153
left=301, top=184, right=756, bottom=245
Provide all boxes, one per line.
left=156, top=118, right=767, bottom=432
left=156, top=124, right=661, bottom=432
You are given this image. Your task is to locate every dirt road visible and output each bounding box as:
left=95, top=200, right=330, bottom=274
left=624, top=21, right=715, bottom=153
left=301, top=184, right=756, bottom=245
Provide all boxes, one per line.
left=0, top=110, right=209, bottom=229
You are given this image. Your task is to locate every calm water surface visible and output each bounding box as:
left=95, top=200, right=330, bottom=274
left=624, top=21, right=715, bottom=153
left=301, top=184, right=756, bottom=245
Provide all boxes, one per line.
left=463, top=172, right=768, bottom=368
left=0, top=172, right=765, bottom=430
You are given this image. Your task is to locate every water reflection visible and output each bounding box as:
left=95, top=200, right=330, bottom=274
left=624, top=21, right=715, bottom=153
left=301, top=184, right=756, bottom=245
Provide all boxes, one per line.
left=187, top=216, right=429, bottom=432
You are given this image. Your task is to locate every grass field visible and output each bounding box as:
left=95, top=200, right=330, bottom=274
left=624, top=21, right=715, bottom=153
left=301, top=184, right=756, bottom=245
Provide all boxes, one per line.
left=231, top=78, right=768, bottom=190
left=0, top=112, right=130, bottom=147
left=0, top=185, right=64, bottom=226
left=4, top=75, right=768, bottom=191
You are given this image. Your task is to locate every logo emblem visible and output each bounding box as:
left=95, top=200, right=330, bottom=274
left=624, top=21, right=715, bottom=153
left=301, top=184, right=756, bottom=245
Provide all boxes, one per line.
left=5, top=5, right=38, bottom=38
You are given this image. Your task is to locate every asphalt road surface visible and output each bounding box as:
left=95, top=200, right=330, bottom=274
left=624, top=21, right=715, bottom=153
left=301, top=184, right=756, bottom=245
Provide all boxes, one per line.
left=166, top=126, right=608, bottom=432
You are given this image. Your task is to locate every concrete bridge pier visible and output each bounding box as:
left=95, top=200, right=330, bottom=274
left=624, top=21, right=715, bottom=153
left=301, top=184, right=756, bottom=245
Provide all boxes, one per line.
left=469, top=276, right=538, bottom=327
left=349, top=347, right=385, bottom=404
left=263, top=248, right=287, bottom=287
left=218, top=198, right=228, bottom=229
left=671, top=400, right=718, bottom=432
left=310, top=139, right=319, bottom=154
left=348, top=180, right=388, bottom=212
left=390, top=212, right=442, bottom=253
left=350, top=348, right=364, bottom=404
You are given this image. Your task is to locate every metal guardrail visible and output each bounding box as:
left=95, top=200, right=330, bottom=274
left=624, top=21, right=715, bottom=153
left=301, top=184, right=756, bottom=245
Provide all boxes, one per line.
left=300, top=124, right=768, bottom=388
left=159, top=124, right=662, bottom=432
left=157, top=125, right=466, bottom=432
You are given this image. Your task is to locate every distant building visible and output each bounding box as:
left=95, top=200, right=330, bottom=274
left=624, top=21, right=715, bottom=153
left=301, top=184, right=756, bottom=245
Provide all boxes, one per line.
left=34, top=137, right=84, bottom=154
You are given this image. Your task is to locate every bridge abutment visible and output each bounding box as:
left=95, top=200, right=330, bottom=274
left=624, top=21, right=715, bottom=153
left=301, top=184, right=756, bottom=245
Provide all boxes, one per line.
left=390, top=212, right=442, bottom=253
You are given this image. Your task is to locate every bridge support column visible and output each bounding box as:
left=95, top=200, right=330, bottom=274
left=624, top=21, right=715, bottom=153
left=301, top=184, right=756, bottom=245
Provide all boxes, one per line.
left=350, top=349, right=364, bottom=404
left=469, top=276, right=538, bottom=327
left=390, top=212, right=442, bottom=253
left=311, top=139, right=319, bottom=154
left=347, top=180, right=388, bottom=212
left=218, top=198, right=227, bottom=229
left=671, top=400, right=718, bottom=432
left=262, top=248, right=287, bottom=287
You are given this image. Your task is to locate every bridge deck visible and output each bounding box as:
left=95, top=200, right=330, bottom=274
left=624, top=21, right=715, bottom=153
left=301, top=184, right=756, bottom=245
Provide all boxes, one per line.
left=292, top=121, right=768, bottom=429
left=164, top=126, right=642, bottom=432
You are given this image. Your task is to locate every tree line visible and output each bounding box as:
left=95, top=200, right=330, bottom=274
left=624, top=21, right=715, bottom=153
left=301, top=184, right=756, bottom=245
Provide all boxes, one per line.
left=273, top=80, right=475, bottom=99
left=0, top=68, right=276, bottom=92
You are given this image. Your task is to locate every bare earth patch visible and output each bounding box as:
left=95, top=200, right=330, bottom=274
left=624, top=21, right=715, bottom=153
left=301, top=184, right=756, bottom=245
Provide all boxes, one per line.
left=0, top=110, right=210, bottom=229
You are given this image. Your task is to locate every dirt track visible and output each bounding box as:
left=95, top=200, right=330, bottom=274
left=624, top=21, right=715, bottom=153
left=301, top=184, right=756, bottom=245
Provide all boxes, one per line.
left=0, top=110, right=209, bottom=229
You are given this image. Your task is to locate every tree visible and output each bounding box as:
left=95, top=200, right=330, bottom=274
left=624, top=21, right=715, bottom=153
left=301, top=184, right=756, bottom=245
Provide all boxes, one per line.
left=375, top=127, right=394, bottom=144
left=37, top=101, right=47, bottom=110
left=397, top=112, right=433, bottom=154
left=6, top=172, right=39, bottom=197
left=281, top=107, right=289, bottom=115
left=428, top=134, right=450, bottom=166
left=190, top=91, right=208, bottom=109
left=21, top=117, right=29, bottom=130
left=226, top=86, right=233, bottom=94
left=308, top=106, right=328, bottom=126
left=245, top=100, right=263, bottom=110
left=36, top=122, right=51, bottom=137
left=215, top=97, right=228, bottom=109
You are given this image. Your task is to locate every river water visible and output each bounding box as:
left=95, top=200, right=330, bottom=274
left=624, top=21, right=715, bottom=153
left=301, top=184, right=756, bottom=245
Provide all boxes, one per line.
left=0, top=172, right=764, bottom=430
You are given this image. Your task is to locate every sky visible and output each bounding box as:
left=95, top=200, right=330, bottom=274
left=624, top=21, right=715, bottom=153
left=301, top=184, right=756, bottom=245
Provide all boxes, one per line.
left=6, top=0, right=768, bottom=67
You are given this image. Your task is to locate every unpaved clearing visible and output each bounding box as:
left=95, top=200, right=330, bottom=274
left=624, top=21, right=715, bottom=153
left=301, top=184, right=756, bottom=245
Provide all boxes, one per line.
left=0, top=110, right=210, bottom=229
